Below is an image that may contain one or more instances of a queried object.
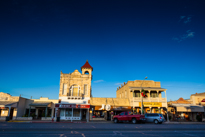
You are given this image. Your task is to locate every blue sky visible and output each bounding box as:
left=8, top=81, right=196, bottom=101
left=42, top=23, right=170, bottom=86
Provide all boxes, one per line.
left=0, top=0, right=205, bottom=101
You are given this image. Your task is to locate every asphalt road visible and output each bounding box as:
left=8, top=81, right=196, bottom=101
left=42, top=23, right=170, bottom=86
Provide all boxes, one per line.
left=0, top=122, right=205, bottom=137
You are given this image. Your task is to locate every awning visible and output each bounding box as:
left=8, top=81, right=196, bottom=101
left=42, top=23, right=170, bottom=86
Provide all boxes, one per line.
left=29, top=101, right=52, bottom=107
left=171, top=104, right=204, bottom=112
left=0, top=101, right=18, bottom=108
left=129, top=87, right=166, bottom=91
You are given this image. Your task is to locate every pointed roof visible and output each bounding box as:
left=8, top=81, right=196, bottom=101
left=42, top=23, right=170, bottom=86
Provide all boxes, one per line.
left=81, top=60, right=93, bottom=71
left=171, top=97, right=191, bottom=104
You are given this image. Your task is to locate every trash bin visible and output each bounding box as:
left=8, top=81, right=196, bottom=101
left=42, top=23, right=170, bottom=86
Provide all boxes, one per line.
left=6, top=116, right=10, bottom=121
left=57, top=117, right=60, bottom=122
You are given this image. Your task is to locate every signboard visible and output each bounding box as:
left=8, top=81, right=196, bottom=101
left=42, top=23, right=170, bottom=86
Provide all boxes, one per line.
left=55, top=104, right=90, bottom=108
left=139, top=102, right=162, bottom=107
left=201, top=99, right=205, bottom=102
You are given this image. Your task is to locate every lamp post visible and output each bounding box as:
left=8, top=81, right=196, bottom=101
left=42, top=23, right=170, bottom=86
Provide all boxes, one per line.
left=141, top=77, right=147, bottom=115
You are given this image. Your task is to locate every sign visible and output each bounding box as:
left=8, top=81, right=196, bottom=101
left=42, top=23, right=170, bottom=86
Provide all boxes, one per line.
left=55, top=104, right=90, bottom=108
left=112, top=106, right=131, bottom=110
left=139, top=102, right=162, bottom=107
left=201, top=99, right=205, bottom=102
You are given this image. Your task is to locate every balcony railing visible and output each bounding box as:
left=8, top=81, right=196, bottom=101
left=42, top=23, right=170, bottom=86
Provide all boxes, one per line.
left=67, top=93, right=84, bottom=100
left=132, top=97, right=167, bottom=102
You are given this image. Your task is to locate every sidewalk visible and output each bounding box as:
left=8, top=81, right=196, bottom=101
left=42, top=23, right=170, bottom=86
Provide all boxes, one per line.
left=164, top=121, right=205, bottom=124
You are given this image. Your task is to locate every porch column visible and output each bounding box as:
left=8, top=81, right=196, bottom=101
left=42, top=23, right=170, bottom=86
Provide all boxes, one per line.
left=87, top=108, right=89, bottom=122
left=51, top=108, right=54, bottom=118
left=28, top=106, right=31, bottom=117
left=158, top=107, right=161, bottom=113
left=164, top=90, right=169, bottom=122
left=8, top=106, right=11, bottom=117
left=45, top=107, right=47, bottom=118
left=71, top=108, right=73, bottom=122
left=35, top=108, right=38, bottom=119
left=148, top=90, right=151, bottom=101
left=156, top=90, right=159, bottom=102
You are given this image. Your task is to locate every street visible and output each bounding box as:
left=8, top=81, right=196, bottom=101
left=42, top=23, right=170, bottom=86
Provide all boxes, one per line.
left=0, top=122, right=205, bottom=137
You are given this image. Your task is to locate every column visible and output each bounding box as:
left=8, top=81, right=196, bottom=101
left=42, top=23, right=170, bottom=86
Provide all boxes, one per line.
left=45, top=107, right=47, bottom=118
left=156, top=90, right=159, bottom=102
left=148, top=90, right=151, bottom=101
left=165, top=90, right=169, bottom=122
left=149, top=107, right=152, bottom=113
left=35, top=108, right=38, bottom=119
left=158, top=107, right=161, bottom=114
left=8, top=106, right=11, bottom=117
left=71, top=108, right=73, bottom=122
left=28, top=106, right=31, bottom=117
left=87, top=108, right=89, bottom=122
left=51, top=108, right=54, bottom=118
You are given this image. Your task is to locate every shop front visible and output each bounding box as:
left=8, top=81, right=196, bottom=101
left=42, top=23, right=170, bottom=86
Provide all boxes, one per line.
left=55, top=104, right=90, bottom=122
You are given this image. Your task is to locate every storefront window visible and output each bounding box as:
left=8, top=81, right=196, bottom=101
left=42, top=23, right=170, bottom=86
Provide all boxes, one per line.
left=60, top=109, right=65, bottom=116
left=65, top=109, right=72, bottom=117
left=73, top=109, right=80, bottom=117
left=92, top=110, right=104, bottom=118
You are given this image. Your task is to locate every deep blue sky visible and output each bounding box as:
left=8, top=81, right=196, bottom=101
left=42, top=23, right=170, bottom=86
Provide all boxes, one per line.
left=0, top=0, right=205, bottom=101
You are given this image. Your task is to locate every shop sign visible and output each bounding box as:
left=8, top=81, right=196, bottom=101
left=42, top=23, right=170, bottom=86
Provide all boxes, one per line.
left=139, top=102, right=162, bottom=107
left=113, top=106, right=131, bottom=110
left=0, top=107, right=5, bottom=109
left=55, top=104, right=90, bottom=108
left=201, top=99, right=205, bottom=102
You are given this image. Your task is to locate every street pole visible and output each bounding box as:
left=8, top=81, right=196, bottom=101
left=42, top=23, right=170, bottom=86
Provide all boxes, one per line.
left=141, top=77, right=147, bottom=115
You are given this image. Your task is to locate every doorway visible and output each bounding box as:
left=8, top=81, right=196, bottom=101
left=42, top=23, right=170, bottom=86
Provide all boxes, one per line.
left=9, top=108, right=14, bottom=120
left=82, top=109, right=87, bottom=121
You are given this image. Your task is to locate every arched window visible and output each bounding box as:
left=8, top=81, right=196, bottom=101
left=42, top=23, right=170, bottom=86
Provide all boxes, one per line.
left=69, top=84, right=81, bottom=96
left=84, top=71, right=89, bottom=74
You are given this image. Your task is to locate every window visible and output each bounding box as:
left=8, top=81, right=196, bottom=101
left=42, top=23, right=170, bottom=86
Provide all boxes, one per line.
left=120, top=112, right=124, bottom=116
left=92, top=110, right=104, bottom=118
left=73, top=109, right=80, bottom=117
left=65, top=109, right=72, bottom=117
left=84, top=84, right=88, bottom=95
left=84, top=71, right=89, bottom=74
left=151, top=92, right=158, bottom=98
left=125, top=112, right=128, bottom=115
left=62, top=83, right=67, bottom=95
left=70, top=85, right=81, bottom=96
left=60, top=109, right=65, bottom=116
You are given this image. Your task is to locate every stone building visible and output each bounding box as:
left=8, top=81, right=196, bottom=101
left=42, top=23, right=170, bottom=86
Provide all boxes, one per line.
left=0, top=92, right=26, bottom=120
left=116, top=80, right=168, bottom=115
left=55, top=60, right=92, bottom=121
left=168, top=93, right=205, bottom=122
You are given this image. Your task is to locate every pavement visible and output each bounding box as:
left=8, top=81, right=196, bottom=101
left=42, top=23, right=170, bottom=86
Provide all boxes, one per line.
left=1, top=120, right=205, bottom=124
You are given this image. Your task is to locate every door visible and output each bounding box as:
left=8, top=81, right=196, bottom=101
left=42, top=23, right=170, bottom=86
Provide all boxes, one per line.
left=9, top=108, right=14, bottom=120
left=122, top=112, right=128, bottom=121
left=107, top=111, right=111, bottom=121
left=82, top=109, right=86, bottom=120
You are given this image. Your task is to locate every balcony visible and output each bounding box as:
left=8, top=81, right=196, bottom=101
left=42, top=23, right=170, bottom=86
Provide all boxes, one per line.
left=67, top=93, right=84, bottom=100
left=132, top=97, right=167, bottom=103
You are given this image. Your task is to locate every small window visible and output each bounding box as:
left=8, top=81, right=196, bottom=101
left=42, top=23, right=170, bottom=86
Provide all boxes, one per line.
left=84, top=71, right=89, bottom=74
left=120, top=112, right=124, bottom=116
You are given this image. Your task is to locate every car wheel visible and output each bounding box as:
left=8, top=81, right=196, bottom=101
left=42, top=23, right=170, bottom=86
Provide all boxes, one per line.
left=132, top=118, right=137, bottom=124
left=154, top=119, right=159, bottom=124
left=114, top=118, right=118, bottom=123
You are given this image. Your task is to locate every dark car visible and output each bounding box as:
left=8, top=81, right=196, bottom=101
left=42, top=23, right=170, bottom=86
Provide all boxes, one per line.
left=144, top=113, right=165, bottom=124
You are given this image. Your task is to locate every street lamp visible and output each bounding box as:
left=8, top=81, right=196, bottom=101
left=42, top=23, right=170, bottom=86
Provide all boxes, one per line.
left=141, top=77, right=147, bottom=115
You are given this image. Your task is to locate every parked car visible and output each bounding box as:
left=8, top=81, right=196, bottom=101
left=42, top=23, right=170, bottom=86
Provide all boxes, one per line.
left=144, top=113, right=165, bottom=124
left=113, top=111, right=146, bottom=124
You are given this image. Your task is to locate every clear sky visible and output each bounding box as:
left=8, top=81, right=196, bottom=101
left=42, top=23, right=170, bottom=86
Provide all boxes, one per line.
left=0, top=0, right=205, bottom=101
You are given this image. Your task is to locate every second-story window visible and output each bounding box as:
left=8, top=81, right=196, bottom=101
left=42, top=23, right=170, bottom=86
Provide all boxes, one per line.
left=69, top=84, right=81, bottom=96
left=62, top=83, right=67, bottom=95
left=84, top=84, right=88, bottom=95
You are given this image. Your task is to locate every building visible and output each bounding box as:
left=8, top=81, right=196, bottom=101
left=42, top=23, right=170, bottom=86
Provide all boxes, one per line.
left=55, top=60, right=92, bottom=122
left=168, top=93, right=205, bottom=122
left=116, top=80, right=168, bottom=116
left=0, top=92, right=26, bottom=120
